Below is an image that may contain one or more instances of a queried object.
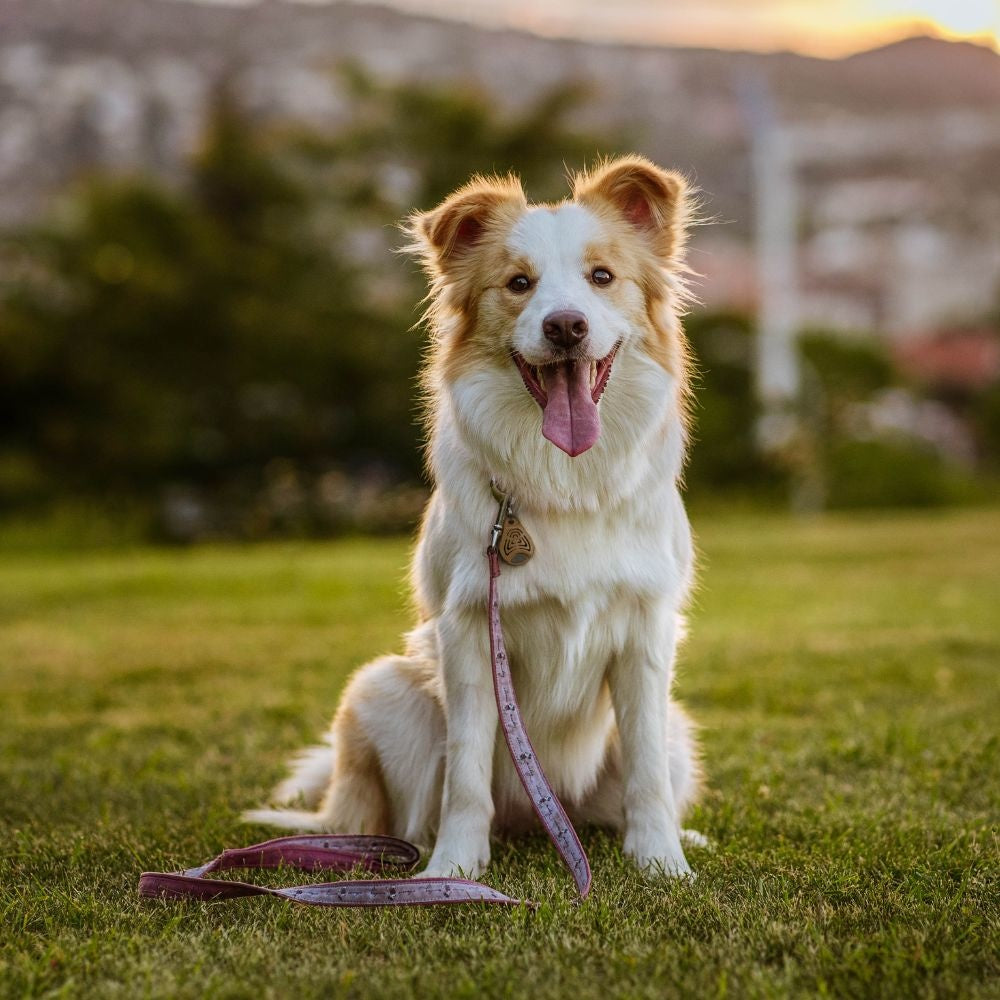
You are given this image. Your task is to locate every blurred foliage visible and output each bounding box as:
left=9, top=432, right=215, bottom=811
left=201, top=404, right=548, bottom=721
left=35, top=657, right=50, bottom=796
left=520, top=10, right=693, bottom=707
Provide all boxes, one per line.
left=319, top=66, right=601, bottom=208
left=684, top=319, right=991, bottom=508
left=799, top=331, right=986, bottom=508
left=973, top=382, right=1000, bottom=471
left=0, top=91, right=379, bottom=511
left=821, top=439, right=975, bottom=508
left=0, top=74, right=616, bottom=539
left=799, top=331, right=894, bottom=401
left=0, top=74, right=994, bottom=541
left=684, top=311, right=782, bottom=496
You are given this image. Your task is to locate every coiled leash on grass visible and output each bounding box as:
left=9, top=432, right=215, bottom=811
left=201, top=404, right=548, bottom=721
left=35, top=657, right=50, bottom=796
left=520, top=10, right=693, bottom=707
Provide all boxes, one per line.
left=138, top=484, right=591, bottom=909
left=138, top=834, right=523, bottom=907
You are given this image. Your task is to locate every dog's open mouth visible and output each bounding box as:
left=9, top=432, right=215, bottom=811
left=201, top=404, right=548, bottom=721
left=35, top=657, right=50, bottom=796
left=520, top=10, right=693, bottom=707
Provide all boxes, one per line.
left=512, top=342, right=620, bottom=457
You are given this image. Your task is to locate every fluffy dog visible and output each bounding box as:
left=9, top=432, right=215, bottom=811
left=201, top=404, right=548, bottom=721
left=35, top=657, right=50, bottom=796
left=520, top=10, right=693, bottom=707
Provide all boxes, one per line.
left=246, top=155, right=702, bottom=878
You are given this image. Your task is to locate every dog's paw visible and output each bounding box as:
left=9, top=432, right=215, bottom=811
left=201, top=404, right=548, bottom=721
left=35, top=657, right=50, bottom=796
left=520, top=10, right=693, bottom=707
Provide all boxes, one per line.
left=624, top=828, right=693, bottom=878
left=422, top=841, right=491, bottom=880
left=630, top=851, right=695, bottom=879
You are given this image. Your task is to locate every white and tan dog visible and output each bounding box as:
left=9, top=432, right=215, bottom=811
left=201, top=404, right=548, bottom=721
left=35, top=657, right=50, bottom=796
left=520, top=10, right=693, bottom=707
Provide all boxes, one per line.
left=246, top=155, right=703, bottom=878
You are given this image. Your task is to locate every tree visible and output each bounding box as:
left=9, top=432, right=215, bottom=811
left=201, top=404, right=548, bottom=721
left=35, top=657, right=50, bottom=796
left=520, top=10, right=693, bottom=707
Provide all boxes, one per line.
left=0, top=73, right=616, bottom=536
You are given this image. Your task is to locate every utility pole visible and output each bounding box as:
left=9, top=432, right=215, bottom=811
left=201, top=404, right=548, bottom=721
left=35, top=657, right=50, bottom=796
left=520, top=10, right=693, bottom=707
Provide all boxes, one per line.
left=739, top=71, right=801, bottom=449
left=738, top=72, right=825, bottom=512
left=736, top=77, right=1000, bottom=511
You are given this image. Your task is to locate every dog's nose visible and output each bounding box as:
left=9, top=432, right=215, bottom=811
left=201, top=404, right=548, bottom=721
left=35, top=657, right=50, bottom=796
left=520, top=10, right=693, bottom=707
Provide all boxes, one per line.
left=542, top=310, right=589, bottom=349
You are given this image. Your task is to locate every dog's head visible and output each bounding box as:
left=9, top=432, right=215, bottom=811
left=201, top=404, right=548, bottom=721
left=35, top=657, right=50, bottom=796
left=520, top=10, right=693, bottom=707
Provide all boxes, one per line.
left=406, top=156, right=693, bottom=463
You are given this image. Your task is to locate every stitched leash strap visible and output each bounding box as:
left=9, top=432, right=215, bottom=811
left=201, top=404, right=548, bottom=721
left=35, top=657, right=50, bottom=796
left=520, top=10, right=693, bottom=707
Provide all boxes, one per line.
left=139, top=492, right=591, bottom=907
left=138, top=834, right=521, bottom=907
left=488, top=548, right=591, bottom=898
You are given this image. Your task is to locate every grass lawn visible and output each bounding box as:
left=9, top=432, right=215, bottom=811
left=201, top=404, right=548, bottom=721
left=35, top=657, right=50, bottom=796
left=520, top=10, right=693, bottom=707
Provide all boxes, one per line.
left=1, top=506, right=998, bottom=999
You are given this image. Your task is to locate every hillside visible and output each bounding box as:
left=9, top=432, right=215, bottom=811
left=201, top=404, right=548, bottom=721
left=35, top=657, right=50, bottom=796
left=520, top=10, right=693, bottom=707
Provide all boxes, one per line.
left=2, top=0, right=999, bottom=331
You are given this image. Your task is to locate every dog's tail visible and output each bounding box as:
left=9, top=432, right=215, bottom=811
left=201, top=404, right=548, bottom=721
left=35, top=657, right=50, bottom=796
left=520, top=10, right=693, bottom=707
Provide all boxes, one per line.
left=241, top=807, right=329, bottom=831
left=241, top=739, right=335, bottom=831
left=271, top=740, right=335, bottom=807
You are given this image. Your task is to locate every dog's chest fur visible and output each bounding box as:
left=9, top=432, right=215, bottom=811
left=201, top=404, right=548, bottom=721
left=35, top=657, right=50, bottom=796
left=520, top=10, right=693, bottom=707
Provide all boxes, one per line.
left=410, top=418, right=693, bottom=822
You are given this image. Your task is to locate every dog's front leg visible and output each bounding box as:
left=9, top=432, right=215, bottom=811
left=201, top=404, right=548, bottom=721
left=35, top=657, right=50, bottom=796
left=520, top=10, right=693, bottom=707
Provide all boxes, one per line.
left=609, top=608, right=691, bottom=877
left=423, top=605, right=497, bottom=879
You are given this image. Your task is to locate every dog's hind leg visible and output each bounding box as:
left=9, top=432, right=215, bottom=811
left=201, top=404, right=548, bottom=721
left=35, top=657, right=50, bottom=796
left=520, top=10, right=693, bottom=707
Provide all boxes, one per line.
left=666, top=698, right=703, bottom=820
left=666, top=699, right=711, bottom=849
left=244, top=654, right=444, bottom=845
left=573, top=698, right=706, bottom=845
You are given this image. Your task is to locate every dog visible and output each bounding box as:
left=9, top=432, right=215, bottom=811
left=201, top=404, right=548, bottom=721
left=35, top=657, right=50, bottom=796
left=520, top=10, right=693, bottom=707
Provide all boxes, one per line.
left=245, top=155, right=703, bottom=879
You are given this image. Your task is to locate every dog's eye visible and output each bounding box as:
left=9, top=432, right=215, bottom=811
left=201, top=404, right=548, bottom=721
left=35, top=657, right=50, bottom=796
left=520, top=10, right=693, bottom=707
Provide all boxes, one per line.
left=591, top=268, right=614, bottom=287
left=507, top=274, right=532, bottom=293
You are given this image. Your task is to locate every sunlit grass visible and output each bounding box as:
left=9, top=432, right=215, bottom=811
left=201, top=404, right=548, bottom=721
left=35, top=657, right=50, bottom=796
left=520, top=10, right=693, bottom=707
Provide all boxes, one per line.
left=2, top=508, right=998, bottom=998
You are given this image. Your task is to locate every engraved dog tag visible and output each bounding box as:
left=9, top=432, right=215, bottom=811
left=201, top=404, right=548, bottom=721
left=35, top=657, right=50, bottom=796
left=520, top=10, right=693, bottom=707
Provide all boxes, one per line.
left=498, top=513, right=534, bottom=566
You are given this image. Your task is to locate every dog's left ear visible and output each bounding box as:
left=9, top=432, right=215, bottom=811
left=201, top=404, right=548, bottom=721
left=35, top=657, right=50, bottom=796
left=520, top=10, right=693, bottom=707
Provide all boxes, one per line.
left=573, top=156, right=691, bottom=263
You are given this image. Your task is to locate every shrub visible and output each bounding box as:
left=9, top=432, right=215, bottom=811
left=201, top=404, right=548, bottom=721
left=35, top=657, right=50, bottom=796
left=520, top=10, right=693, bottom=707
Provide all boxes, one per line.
left=823, top=438, right=978, bottom=508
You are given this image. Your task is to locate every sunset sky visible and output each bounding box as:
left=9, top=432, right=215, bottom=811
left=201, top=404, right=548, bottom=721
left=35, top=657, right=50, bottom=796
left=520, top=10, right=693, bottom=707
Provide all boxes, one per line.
left=279, top=0, right=1000, bottom=56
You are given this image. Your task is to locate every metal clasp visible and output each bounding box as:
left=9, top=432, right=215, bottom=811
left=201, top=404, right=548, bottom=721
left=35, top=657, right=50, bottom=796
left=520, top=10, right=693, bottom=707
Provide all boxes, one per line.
left=489, top=479, right=516, bottom=552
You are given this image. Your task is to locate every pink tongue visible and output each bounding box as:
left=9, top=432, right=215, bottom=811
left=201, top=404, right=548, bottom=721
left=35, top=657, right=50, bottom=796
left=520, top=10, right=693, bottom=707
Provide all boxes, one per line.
left=541, top=361, right=600, bottom=457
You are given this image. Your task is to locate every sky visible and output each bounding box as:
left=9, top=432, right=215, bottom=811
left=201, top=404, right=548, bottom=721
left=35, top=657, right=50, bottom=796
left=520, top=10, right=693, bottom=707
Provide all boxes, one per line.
left=246, top=0, right=1000, bottom=57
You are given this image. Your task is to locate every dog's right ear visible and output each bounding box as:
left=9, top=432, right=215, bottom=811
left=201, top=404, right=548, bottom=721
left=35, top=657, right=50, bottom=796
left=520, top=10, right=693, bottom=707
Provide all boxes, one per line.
left=404, top=174, right=526, bottom=274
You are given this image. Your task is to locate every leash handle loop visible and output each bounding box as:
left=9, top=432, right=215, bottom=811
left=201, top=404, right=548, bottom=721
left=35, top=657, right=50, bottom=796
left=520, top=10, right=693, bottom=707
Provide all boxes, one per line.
left=195, top=834, right=420, bottom=876
left=138, top=833, right=526, bottom=907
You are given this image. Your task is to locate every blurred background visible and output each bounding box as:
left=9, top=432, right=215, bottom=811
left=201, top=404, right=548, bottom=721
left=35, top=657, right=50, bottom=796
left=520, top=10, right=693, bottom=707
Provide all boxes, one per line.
left=1, top=0, right=998, bottom=543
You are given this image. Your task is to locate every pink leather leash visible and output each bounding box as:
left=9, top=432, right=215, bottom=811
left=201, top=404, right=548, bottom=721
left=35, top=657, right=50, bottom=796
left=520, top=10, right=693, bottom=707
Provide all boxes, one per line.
left=139, top=487, right=591, bottom=908
left=138, top=834, right=521, bottom=907
left=487, top=547, right=591, bottom=898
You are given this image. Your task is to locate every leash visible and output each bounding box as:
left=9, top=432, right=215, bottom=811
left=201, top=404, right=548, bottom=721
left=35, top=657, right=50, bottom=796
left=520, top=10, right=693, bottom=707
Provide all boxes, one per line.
left=137, top=834, right=522, bottom=907
left=139, top=484, right=591, bottom=908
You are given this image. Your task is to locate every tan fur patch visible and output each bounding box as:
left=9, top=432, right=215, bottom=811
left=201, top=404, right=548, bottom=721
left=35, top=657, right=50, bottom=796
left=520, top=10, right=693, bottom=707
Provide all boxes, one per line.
left=572, top=154, right=691, bottom=265
left=580, top=203, right=693, bottom=400
left=322, top=702, right=391, bottom=835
